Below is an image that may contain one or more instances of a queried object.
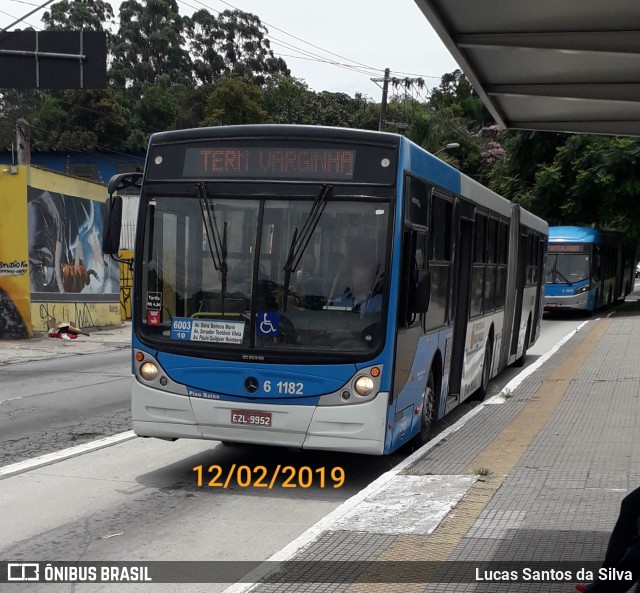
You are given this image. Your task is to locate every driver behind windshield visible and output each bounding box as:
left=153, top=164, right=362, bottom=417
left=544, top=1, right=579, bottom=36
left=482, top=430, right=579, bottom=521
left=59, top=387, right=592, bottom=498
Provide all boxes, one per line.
left=333, top=263, right=383, bottom=313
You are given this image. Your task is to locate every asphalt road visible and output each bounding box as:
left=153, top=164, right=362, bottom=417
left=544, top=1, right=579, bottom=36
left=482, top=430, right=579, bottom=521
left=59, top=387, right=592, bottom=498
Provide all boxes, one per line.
left=0, top=349, right=132, bottom=466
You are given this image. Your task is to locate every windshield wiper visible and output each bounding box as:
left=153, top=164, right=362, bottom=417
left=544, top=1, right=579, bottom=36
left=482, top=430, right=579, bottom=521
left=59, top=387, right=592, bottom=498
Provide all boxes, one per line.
left=282, top=184, right=333, bottom=310
left=197, top=182, right=229, bottom=305
left=554, top=269, right=573, bottom=285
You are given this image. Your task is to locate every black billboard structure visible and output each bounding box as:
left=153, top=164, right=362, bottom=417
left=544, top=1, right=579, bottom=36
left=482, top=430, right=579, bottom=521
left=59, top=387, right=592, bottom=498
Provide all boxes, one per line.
left=0, top=30, right=107, bottom=89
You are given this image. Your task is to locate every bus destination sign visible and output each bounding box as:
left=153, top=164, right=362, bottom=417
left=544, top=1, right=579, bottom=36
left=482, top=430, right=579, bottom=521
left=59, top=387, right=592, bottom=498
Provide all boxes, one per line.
left=548, top=244, right=585, bottom=253
left=182, top=147, right=356, bottom=180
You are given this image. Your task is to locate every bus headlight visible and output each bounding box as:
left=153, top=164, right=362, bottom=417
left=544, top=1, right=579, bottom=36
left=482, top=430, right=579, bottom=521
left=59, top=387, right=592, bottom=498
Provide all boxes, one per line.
left=354, top=376, right=375, bottom=396
left=574, top=284, right=589, bottom=295
left=140, top=362, right=159, bottom=381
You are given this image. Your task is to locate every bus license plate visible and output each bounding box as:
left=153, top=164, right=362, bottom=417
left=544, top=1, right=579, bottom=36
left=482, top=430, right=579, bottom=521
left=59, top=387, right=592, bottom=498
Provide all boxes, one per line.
left=231, top=410, right=272, bottom=427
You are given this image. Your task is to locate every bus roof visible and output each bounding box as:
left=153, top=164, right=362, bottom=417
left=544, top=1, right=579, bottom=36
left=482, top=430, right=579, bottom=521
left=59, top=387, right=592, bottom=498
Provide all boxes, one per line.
left=148, top=124, right=402, bottom=147
left=549, top=226, right=622, bottom=243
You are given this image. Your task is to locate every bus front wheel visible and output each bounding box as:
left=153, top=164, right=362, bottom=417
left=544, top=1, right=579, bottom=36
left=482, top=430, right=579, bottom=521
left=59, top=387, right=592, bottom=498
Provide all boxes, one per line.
left=412, top=369, right=436, bottom=448
left=513, top=319, right=530, bottom=368
left=474, top=339, right=493, bottom=400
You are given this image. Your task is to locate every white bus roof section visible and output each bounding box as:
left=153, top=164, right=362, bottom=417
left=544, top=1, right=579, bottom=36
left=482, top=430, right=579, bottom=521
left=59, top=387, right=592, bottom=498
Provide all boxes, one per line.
left=414, top=0, right=640, bottom=137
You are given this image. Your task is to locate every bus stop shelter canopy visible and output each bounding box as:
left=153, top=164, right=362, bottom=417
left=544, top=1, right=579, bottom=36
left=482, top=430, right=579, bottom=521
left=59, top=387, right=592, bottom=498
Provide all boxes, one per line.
left=414, top=0, right=640, bottom=136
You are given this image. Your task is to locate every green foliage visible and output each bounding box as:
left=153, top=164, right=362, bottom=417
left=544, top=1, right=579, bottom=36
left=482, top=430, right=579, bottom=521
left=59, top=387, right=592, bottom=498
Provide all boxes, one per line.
left=299, top=91, right=378, bottom=129
left=187, top=10, right=289, bottom=86
left=204, top=76, right=266, bottom=126
left=42, top=0, right=114, bottom=31
left=110, top=0, right=191, bottom=89
left=262, top=75, right=309, bottom=124
left=429, top=69, right=492, bottom=128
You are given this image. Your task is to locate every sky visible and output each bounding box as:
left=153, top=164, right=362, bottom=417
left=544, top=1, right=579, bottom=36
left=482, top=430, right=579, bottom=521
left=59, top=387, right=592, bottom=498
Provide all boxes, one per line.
left=0, top=0, right=460, bottom=100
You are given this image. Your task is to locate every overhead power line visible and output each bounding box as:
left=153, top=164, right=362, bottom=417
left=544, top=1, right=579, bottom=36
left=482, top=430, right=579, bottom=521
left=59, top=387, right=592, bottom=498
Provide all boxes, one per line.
left=1, top=0, right=54, bottom=32
left=182, top=0, right=442, bottom=88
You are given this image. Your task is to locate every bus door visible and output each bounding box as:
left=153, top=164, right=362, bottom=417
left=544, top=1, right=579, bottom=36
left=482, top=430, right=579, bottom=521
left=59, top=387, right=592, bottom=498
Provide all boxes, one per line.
left=510, top=228, right=527, bottom=357
left=447, top=201, right=475, bottom=403
left=390, top=176, right=431, bottom=450
left=531, top=235, right=545, bottom=342
left=615, top=243, right=623, bottom=299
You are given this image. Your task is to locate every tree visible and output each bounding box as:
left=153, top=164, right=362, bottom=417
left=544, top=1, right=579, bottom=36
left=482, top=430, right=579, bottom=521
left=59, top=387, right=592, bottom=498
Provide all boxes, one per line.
left=0, top=91, right=40, bottom=151
left=296, top=91, right=378, bottom=129
left=186, top=9, right=289, bottom=86
left=129, top=77, right=177, bottom=142
left=28, top=89, right=130, bottom=151
left=429, top=69, right=491, bottom=129
left=110, top=0, right=191, bottom=90
left=42, top=0, right=114, bottom=31
left=262, top=75, right=308, bottom=124
left=534, top=136, right=640, bottom=237
left=203, top=76, right=266, bottom=126
left=489, top=130, right=572, bottom=211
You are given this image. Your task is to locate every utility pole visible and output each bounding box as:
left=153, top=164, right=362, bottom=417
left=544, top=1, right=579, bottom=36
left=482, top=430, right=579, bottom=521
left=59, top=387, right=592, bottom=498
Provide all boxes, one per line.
left=372, top=70, right=427, bottom=132
left=16, top=118, right=30, bottom=165
left=371, top=68, right=390, bottom=131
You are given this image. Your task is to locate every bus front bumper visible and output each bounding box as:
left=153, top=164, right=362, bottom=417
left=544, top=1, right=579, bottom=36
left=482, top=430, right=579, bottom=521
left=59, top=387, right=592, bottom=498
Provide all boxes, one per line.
left=132, top=380, right=388, bottom=455
left=544, top=293, right=588, bottom=311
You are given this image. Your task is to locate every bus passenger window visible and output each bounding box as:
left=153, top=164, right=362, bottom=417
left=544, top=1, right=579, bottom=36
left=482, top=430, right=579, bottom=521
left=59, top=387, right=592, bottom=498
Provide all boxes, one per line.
left=426, top=195, right=452, bottom=330
left=405, top=176, right=430, bottom=228
left=470, top=213, right=487, bottom=317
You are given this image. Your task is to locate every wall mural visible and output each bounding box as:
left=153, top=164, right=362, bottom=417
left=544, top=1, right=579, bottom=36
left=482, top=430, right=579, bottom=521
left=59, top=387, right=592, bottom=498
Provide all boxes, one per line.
left=0, top=287, right=28, bottom=339
left=27, top=188, right=119, bottom=294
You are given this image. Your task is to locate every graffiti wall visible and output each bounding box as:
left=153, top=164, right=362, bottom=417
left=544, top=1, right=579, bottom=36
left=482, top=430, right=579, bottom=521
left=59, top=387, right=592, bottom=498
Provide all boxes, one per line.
left=0, top=166, right=123, bottom=336
left=27, top=167, right=121, bottom=332
left=0, top=166, right=31, bottom=339
left=27, top=187, right=119, bottom=295
left=34, top=301, right=122, bottom=329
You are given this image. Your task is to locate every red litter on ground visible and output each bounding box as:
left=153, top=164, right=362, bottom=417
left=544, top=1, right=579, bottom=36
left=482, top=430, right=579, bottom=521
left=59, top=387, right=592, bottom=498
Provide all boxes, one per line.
left=47, top=320, right=90, bottom=340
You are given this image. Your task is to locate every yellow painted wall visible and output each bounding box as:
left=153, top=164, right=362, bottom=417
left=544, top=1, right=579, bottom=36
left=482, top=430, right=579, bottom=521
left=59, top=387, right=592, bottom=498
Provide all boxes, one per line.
left=30, top=301, right=121, bottom=332
left=28, top=166, right=108, bottom=202
left=0, top=165, right=32, bottom=338
left=119, top=250, right=134, bottom=320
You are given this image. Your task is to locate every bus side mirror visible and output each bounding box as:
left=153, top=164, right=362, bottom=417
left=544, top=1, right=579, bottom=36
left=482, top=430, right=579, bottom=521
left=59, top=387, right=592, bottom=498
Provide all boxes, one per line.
left=102, top=195, right=123, bottom=255
left=414, top=269, right=431, bottom=313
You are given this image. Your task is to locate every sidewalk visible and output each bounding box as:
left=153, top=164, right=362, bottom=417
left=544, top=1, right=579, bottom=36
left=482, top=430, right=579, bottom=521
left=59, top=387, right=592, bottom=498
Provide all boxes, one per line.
left=0, top=321, right=132, bottom=365
left=223, top=310, right=640, bottom=592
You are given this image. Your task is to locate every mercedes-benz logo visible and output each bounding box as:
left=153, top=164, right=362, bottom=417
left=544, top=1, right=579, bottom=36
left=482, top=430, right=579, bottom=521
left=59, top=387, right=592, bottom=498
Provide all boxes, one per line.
left=244, top=377, right=259, bottom=393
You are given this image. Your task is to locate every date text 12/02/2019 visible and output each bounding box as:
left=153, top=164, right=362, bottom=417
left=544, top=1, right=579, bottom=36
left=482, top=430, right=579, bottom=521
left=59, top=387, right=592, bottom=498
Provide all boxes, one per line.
left=192, top=464, right=345, bottom=489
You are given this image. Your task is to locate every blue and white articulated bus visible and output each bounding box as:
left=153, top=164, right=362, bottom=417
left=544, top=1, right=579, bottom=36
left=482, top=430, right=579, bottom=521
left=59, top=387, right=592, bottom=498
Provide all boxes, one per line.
left=544, top=226, right=635, bottom=313
left=103, top=125, right=547, bottom=455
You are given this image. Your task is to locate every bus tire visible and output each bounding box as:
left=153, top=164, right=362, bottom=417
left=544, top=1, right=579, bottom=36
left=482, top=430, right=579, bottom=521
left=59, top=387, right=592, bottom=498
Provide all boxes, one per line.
left=513, top=319, right=530, bottom=368
left=474, top=339, right=493, bottom=400
left=412, top=368, right=436, bottom=448
left=587, top=290, right=599, bottom=316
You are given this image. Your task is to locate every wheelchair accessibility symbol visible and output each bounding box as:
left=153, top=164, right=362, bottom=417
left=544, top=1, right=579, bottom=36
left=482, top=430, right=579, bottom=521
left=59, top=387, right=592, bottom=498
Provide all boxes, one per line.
left=257, top=312, right=279, bottom=336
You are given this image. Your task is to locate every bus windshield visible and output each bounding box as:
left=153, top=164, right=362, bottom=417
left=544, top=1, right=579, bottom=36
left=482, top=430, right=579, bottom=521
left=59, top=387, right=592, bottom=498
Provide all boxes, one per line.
left=545, top=252, right=590, bottom=284
left=139, top=190, right=391, bottom=357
